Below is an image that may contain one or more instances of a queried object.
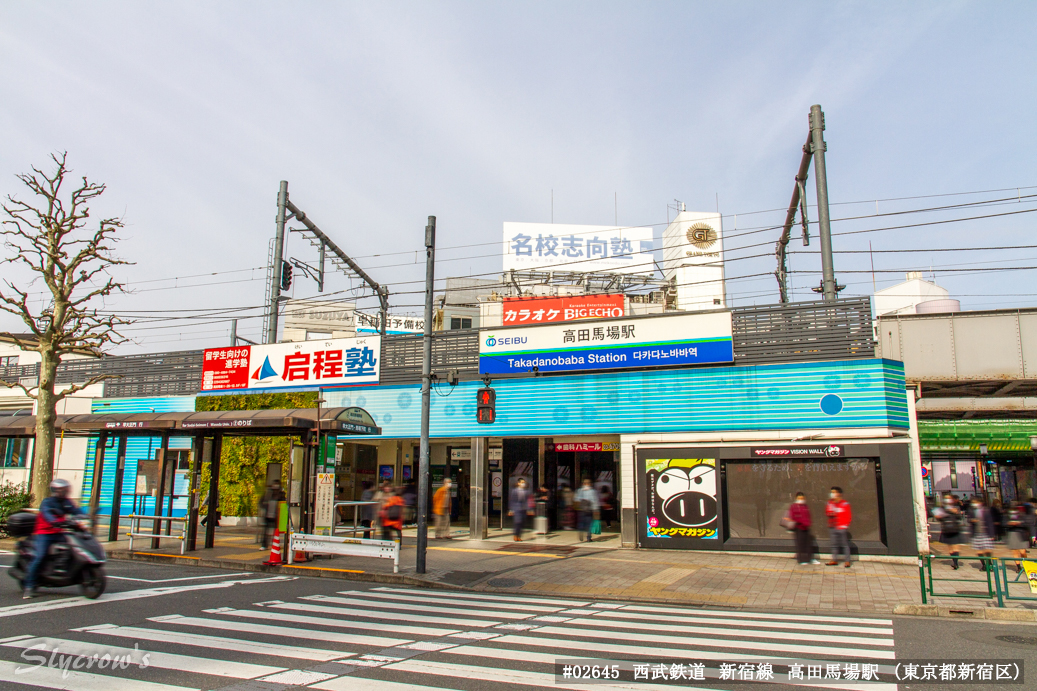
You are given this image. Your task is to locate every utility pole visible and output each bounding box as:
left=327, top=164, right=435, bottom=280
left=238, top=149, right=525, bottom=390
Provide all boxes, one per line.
left=809, top=105, right=837, bottom=301
left=229, top=319, right=237, bottom=347
left=267, top=180, right=289, bottom=343
left=415, top=215, right=436, bottom=574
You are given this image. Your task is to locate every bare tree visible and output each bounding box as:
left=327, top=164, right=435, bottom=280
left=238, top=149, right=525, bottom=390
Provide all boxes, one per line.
left=0, top=153, right=131, bottom=505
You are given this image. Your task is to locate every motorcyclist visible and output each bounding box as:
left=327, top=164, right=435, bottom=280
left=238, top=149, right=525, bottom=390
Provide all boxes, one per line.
left=24, top=478, right=84, bottom=599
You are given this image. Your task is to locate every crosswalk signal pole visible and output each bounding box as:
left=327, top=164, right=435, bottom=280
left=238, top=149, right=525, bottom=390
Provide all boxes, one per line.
left=416, top=215, right=436, bottom=574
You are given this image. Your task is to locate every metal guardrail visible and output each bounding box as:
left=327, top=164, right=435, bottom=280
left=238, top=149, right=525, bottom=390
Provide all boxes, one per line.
left=288, top=532, right=399, bottom=573
left=919, top=554, right=1037, bottom=606
left=125, top=514, right=187, bottom=555
left=3, top=299, right=877, bottom=397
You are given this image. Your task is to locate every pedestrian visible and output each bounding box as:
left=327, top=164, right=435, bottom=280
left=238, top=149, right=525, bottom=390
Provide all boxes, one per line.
left=825, top=486, right=853, bottom=568
left=991, top=499, right=1004, bottom=541
left=970, top=495, right=996, bottom=571
left=1005, top=501, right=1030, bottom=573
left=379, top=486, right=404, bottom=543
left=574, top=478, right=599, bottom=542
left=599, top=485, right=615, bottom=529
left=788, top=492, right=818, bottom=565
left=433, top=478, right=452, bottom=539
left=508, top=478, right=530, bottom=542
left=1026, top=497, right=1037, bottom=548
left=260, top=479, right=285, bottom=548
left=936, top=492, right=964, bottom=569
left=359, top=480, right=375, bottom=539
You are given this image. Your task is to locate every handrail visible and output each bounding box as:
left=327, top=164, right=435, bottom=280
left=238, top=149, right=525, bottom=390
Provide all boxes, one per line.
left=126, top=514, right=187, bottom=555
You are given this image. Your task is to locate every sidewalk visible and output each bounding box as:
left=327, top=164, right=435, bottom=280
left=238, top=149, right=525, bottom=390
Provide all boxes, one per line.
left=2, top=521, right=933, bottom=615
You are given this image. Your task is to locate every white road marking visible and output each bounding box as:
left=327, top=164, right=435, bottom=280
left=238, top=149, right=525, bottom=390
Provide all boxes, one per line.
left=310, top=594, right=531, bottom=619
left=590, top=609, right=895, bottom=634
left=530, top=626, right=897, bottom=659
left=76, top=623, right=350, bottom=661
left=221, top=606, right=459, bottom=637
left=313, top=679, right=463, bottom=691
left=107, top=572, right=252, bottom=583
left=343, top=589, right=564, bottom=612
left=384, top=658, right=705, bottom=691
left=619, top=603, right=893, bottom=626
left=0, top=658, right=195, bottom=691
left=150, top=614, right=413, bottom=647
left=372, top=586, right=589, bottom=607
left=298, top=596, right=502, bottom=626
left=3, top=636, right=285, bottom=679
left=564, top=616, right=895, bottom=646
left=0, top=576, right=295, bottom=618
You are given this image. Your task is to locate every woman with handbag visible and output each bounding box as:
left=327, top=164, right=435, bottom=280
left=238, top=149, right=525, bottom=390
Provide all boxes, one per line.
left=786, top=492, right=818, bottom=565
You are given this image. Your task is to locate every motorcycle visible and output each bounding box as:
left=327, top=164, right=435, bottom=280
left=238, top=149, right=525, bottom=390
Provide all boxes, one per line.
left=6, top=511, right=107, bottom=599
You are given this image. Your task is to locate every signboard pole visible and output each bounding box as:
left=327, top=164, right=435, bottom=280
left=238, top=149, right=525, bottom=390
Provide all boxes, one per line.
left=416, top=215, right=436, bottom=574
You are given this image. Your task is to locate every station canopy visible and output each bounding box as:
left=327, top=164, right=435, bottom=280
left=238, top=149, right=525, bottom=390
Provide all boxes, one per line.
left=0, top=406, right=381, bottom=438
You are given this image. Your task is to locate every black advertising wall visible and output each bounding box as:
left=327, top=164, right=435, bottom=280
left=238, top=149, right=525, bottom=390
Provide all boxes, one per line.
left=636, top=442, right=918, bottom=556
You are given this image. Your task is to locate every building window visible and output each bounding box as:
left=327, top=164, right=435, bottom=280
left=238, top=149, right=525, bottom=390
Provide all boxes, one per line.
left=1, top=438, right=32, bottom=468
left=450, top=317, right=472, bottom=330
left=0, top=356, right=17, bottom=367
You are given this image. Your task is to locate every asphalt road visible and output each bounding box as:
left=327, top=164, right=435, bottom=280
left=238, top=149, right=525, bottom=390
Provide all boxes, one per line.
left=0, top=553, right=1035, bottom=690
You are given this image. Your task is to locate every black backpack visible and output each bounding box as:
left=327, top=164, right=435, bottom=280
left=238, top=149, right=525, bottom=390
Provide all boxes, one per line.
left=386, top=504, right=402, bottom=522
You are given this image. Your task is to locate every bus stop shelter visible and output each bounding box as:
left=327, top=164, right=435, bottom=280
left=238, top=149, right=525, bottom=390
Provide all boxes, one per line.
left=0, top=407, right=380, bottom=551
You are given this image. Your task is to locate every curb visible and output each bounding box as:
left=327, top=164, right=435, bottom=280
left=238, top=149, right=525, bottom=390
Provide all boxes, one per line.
left=893, top=603, right=1037, bottom=623
left=110, top=551, right=905, bottom=618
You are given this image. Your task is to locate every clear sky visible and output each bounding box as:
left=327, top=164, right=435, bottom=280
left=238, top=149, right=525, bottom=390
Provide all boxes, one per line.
left=1, top=1, right=1034, bottom=353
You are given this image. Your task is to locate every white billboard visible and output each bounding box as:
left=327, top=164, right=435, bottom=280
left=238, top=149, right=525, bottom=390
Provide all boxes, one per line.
left=503, top=222, right=654, bottom=274
left=662, top=211, right=725, bottom=311
left=201, top=335, right=381, bottom=392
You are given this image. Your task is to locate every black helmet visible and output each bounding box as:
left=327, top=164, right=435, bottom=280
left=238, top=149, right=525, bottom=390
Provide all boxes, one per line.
left=49, top=478, right=72, bottom=499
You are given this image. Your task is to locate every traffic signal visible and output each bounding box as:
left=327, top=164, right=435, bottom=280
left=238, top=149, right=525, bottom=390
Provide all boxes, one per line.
left=280, top=261, right=293, bottom=290
left=476, top=387, right=496, bottom=424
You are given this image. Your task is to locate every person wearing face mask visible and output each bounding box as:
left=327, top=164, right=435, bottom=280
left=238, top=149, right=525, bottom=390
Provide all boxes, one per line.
left=788, top=492, right=819, bottom=565
left=825, top=486, right=853, bottom=567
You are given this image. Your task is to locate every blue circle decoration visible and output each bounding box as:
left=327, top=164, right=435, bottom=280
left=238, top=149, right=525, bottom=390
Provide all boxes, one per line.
left=746, top=388, right=759, bottom=401
left=581, top=406, right=597, bottom=422
left=462, top=404, right=475, bottom=417
left=820, top=394, right=844, bottom=416
left=397, top=392, right=412, bottom=409
left=853, top=374, right=871, bottom=389
left=340, top=396, right=351, bottom=407
left=444, top=404, right=455, bottom=417
left=767, top=387, right=780, bottom=399
left=554, top=408, right=569, bottom=423
left=823, top=375, right=841, bottom=390
left=357, top=396, right=367, bottom=407
left=383, top=414, right=392, bottom=424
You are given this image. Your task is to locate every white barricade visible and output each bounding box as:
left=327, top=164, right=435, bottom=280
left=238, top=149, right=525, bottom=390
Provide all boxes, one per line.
left=288, top=533, right=400, bottom=573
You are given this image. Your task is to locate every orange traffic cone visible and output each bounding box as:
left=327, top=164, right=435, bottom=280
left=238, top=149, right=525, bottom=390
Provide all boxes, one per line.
left=263, top=528, right=283, bottom=566
left=293, top=548, right=309, bottom=563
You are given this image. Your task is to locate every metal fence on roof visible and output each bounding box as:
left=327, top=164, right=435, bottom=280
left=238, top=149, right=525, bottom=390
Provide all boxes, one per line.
left=0, top=298, right=875, bottom=399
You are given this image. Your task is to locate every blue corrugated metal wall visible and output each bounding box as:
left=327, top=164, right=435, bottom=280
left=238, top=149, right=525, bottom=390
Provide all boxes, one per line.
left=82, top=396, right=196, bottom=515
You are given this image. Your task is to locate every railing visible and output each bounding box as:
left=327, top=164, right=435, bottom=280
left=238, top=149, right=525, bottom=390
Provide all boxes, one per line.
left=332, top=500, right=379, bottom=538
left=288, top=532, right=399, bottom=573
left=918, top=554, right=1037, bottom=606
left=125, top=514, right=188, bottom=555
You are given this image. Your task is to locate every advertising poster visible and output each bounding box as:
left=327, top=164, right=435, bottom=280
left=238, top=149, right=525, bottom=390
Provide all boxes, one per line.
left=643, top=458, right=719, bottom=542
left=502, top=294, right=624, bottom=326
left=313, top=473, right=335, bottom=536
left=479, top=311, right=733, bottom=375
left=201, top=335, right=381, bottom=392
left=1023, top=561, right=1037, bottom=595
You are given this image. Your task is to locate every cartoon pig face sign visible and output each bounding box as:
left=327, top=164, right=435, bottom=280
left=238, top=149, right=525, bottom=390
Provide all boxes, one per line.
left=652, top=465, right=717, bottom=528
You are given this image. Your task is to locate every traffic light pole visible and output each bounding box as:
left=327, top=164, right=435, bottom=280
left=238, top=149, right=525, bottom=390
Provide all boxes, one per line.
left=416, top=215, right=436, bottom=574
left=267, top=180, right=289, bottom=344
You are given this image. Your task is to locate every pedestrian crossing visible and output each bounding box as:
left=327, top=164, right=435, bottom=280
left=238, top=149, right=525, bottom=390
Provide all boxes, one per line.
left=0, top=582, right=901, bottom=690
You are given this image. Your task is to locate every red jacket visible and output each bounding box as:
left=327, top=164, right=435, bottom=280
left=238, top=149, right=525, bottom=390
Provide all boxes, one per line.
left=380, top=496, right=404, bottom=530
left=826, top=499, right=852, bottom=530
left=789, top=502, right=811, bottom=529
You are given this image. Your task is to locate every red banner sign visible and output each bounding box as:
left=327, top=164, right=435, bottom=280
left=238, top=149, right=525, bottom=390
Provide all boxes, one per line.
left=551, top=442, right=620, bottom=452
left=502, top=294, right=624, bottom=325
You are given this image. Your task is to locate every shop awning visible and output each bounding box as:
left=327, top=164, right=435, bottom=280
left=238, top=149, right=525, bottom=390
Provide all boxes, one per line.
left=0, top=406, right=381, bottom=437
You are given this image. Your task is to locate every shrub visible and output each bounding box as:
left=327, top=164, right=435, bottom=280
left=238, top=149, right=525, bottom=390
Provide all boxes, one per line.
left=0, top=482, right=34, bottom=538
